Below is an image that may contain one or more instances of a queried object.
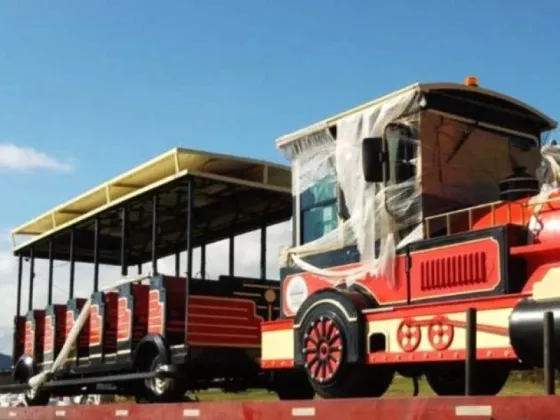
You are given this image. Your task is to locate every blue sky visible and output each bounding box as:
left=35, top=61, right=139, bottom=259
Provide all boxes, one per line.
left=0, top=0, right=559, bottom=231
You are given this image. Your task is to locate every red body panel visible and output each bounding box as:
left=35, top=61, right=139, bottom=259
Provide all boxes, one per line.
left=43, top=305, right=67, bottom=364
left=117, top=283, right=149, bottom=347
left=89, top=292, right=118, bottom=353
left=23, top=310, right=46, bottom=361
left=282, top=236, right=503, bottom=317
left=409, top=238, right=500, bottom=301
left=65, top=298, right=89, bottom=362
left=148, top=276, right=262, bottom=348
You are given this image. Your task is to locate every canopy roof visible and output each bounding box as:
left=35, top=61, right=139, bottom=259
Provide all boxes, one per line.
left=12, top=148, right=292, bottom=263
left=276, top=82, right=557, bottom=150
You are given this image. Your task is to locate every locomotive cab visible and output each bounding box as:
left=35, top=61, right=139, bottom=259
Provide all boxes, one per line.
left=282, top=77, right=555, bottom=256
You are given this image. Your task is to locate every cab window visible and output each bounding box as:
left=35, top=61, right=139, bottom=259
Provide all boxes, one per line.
left=300, top=174, right=338, bottom=244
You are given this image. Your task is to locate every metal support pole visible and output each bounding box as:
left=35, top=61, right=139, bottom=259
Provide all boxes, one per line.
left=47, top=240, right=54, bottom=305
left=69, top=230, right=75, bottom=299
left=93, top=218, right=100, bottom=292
left=260, top=224, right=267, bottom=280
left=28, top=248, right=35, bottom=311
left=200, top=245, right=206, bottom=280
left=544, top=311, right=555, bottom=395
left=184, top=178, right=194, bottom=343
left=151, top=194, right=159, bottom=275
left=16, top=254, right=23, bottom=316
left=186, top=180, right=194, bottom=280
left=175, top=252, right=180, bottom=277
left=120, top=207, right=128, bottom=277
left=228, top=236, right=234, bottom=276
left=465, top=307, right=476, bottom=396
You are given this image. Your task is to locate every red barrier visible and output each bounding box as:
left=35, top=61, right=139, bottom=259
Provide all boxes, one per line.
left=1, top=395, right=559, bottom=420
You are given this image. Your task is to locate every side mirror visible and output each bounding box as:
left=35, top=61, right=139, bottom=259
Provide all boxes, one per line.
left=362, top=137, right=385, bottom=183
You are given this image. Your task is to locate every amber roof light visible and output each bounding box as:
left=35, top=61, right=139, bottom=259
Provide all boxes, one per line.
left=464, top=76, right=479, bottom=87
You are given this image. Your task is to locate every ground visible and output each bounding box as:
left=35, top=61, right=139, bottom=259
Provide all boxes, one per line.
left=186, top=373, right=550, bottom=402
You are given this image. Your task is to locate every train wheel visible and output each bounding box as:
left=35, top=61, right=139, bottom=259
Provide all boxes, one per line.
left=299, top=302, right=394, bottom=399
left=23, top=386, right=51, bottom=406
left=426, top=362, right=510, bottom=396
left=141, top=355, right=185, bottom=403
left=276, top=381, right=316, bottom=401
left=273, top=370, right=315, bottom=400
left=13, top=357, right=51, bottom=406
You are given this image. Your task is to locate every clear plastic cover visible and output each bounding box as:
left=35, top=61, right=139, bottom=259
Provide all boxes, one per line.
left=279, top=89, right=423, bottom=287
left=528, top=143, right=560, bottom=236
left=536, top=143, right=560, bottom=192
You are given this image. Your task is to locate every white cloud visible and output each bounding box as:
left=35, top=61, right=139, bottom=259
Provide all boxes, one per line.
left=0, top=222, right=291, bottom=355
left=0, top=144, right=72, bottom=172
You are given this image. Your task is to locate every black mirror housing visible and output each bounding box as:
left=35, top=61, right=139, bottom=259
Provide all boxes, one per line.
left=362, top=137, right=385, bottom=183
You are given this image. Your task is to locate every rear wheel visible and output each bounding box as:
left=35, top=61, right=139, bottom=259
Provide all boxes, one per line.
left=426, top=362, right=510, bottom=396
left=299, top=299, right=394, bottom=399
left=140, top=355, right=186, bottom=403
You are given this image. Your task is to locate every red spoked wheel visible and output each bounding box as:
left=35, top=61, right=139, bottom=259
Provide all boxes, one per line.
left=428, top=316, right=454, bottom=351
left=397, top=319, right=421, bottom=352
left=303, top=315, right=344, bottom=383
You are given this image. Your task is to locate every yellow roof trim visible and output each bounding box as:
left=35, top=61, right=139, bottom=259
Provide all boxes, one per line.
left=12, top=148, right=291, bottom=251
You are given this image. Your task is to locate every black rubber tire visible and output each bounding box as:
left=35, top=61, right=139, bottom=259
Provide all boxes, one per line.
left=140, top=355, right=186, bottom=403
left=273, top=370, right=315, bottom=400
left=14, top=359, right=51, bottom=406
left=426, top=362, right=510, bottom=396
left=298, top=300, right=394, bottom=399
left=23, top=386, right=51, bottom=406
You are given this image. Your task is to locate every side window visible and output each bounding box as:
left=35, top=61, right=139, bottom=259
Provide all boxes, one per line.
left=396, top=138, right=416, bottom=182
left=386, top=125, right=417, bottom=184
left=300, top=174, right=338, bottom=244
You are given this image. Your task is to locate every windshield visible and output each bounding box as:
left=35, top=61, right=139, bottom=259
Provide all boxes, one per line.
left=508, top=135, right=539, bottom=173
left=386, top=122, right=419, bottom=184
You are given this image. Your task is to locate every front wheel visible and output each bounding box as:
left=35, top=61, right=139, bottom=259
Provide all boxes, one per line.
left=273, top=370, right=315, bottom=400
left=299, top=303, right=394, bottom=398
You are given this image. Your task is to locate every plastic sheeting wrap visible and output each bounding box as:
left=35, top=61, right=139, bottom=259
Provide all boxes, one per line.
left=279, top=86, right=557, bottom=289
left=536, top=144, right=560, bottom=193
left=528, top=143, right=560, bottom=237
left=279, top=89, right=423, bottom=287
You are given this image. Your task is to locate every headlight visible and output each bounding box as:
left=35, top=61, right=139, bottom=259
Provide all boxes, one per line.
left=285, top=275, right=308, bottom=314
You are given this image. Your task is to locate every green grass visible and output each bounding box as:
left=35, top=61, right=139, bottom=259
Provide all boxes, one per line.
left=188, top=374, right=550, bottom=402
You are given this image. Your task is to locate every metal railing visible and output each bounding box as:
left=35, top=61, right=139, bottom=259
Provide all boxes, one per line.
left=423, top=196, right=560, bottom=239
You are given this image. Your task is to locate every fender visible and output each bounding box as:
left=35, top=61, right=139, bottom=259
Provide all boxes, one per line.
left=12, top=355, right=34, bottom=383
left=293, top=288, right=370, bottom=329
left=132, top=334, right=171, bottom=367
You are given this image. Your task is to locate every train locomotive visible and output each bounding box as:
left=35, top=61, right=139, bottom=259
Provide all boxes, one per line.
left=260, top=76, right=560, bottom=399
